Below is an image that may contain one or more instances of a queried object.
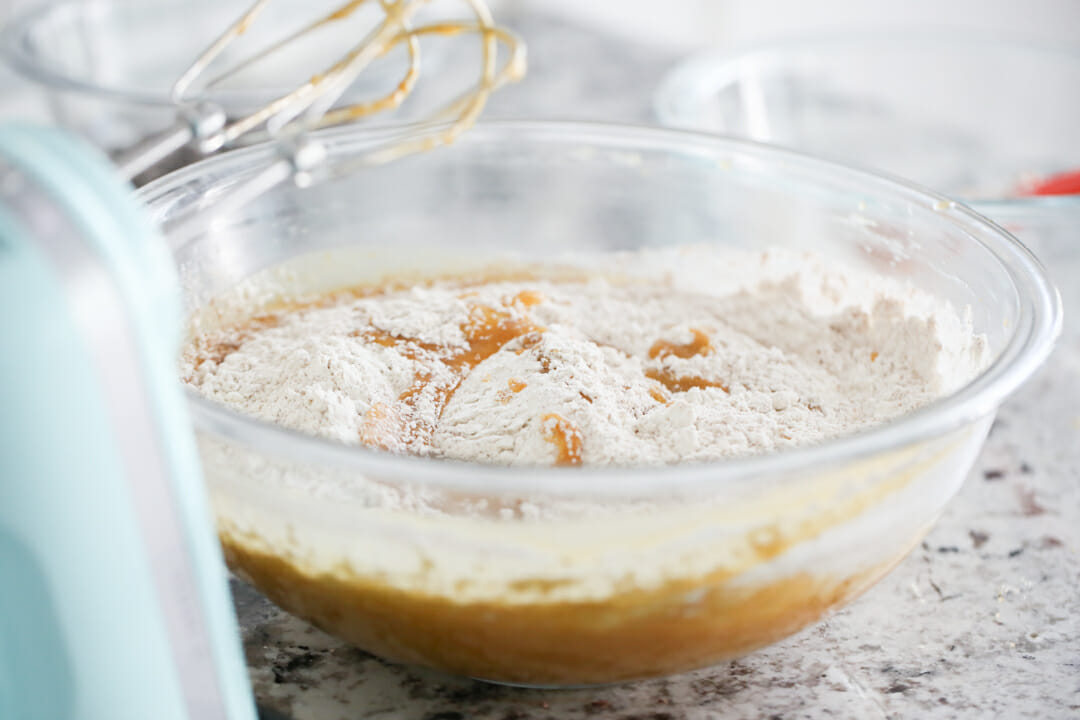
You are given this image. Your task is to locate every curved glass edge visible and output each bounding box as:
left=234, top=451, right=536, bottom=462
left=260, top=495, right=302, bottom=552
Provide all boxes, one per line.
left=0, top=1, right=175, bottom=107
left=652, top=30, right=1080, bottom=215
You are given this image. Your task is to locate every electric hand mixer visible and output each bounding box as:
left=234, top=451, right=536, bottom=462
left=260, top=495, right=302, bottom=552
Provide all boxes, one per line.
left=0, top=3, right=523, bottom=718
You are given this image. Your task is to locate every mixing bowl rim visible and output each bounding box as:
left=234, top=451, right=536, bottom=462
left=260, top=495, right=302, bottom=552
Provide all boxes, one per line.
left=141, top=119, right=1061, bottom=496
left=652, top=29, right=1080, bottom=214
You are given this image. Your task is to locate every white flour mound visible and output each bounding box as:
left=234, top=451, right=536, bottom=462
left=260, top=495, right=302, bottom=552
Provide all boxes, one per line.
left=182, top=248, right=989, bottom=466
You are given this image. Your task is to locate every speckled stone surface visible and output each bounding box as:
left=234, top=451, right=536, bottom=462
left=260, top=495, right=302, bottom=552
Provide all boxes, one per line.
left=232, top=12, right=1080, bottom=720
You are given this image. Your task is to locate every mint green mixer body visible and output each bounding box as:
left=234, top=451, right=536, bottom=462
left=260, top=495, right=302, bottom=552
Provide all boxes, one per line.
left=0, top=124, right=256, bottom=720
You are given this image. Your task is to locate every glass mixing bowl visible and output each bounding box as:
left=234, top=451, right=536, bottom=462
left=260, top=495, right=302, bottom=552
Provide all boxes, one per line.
left=653, top=32, right=1080, bottom=331
left=139, top=121, right=1059, bottom=686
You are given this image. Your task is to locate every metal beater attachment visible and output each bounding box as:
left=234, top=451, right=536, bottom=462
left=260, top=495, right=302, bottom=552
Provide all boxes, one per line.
left=116, top=0, right=525, bottom=234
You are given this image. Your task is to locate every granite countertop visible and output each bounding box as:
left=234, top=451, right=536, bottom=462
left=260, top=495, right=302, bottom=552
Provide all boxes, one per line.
left=232, top=13, right=1080, bottom=720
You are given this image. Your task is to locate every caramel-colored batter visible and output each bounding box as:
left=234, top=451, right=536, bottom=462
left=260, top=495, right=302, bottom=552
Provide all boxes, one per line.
left=222, top=535, right=903, bottom=685
left=649, top=328, right=713, bottom=360
left=644, top=328, right=728, bottom=393
left=215, top=441, right=943, bottom=685
left=645, top=368, right=730, bottom=394
left=348, top=303, right=544, bottom=448
left=541, top=413, right=583, bottom=466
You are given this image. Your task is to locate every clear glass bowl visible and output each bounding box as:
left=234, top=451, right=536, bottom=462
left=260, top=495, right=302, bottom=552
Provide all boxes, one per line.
left=0, top=0, right=444, bottom=181
left=654, top=32, right=1080, bottom=330
left=139, top=121, right=1059, bottom=686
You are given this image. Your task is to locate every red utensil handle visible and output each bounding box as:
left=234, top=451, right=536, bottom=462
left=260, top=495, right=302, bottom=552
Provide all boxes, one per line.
left=1021, top=169, right=1080, bottom=196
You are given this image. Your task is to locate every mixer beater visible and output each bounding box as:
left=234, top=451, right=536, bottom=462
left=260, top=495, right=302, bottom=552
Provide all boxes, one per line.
left=114, top=0, right=525, bottom=236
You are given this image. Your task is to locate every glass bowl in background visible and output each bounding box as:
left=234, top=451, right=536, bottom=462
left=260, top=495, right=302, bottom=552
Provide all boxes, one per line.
left=654, top=32, right=1080, bottom=329
left=140, top=121, right=1058, bottom=686
left=0, top=0, right=448, bottom=181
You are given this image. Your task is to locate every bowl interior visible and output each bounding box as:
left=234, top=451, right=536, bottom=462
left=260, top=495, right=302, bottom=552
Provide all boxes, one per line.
left=157, top=123, right=1023, bottom=344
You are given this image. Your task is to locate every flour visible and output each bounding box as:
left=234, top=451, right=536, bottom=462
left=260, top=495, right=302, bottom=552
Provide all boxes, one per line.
left=182, top=247, right=988, bottom=466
